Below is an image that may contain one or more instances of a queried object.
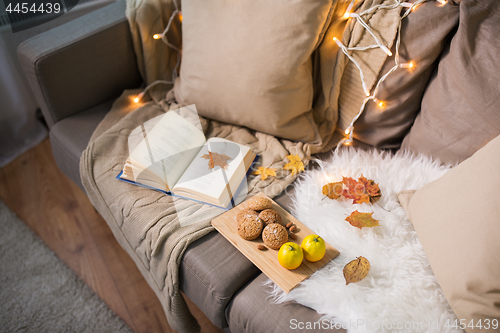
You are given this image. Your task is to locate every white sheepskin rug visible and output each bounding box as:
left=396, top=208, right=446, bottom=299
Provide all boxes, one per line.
left=267, top=148, right=463, bottom=333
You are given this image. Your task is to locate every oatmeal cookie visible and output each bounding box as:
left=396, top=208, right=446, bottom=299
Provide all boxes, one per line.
left=237, top=216, right=263, bottom=240
left=247, top=196, right=272, bottom=211
left=258, top=209, right=283, bottom=226
left=236, top=209, right=259, bottom=226
left=262, top=224, right=288, bottom=250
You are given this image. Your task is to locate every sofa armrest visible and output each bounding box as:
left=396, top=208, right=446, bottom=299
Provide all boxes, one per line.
left=17, top=0, right=142, bottom=128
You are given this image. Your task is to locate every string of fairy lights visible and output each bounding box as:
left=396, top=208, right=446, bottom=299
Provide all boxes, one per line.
left=133, top=1, right=182, bottom=104
left=336, top=0, right=448, bottom=148
left=134, top=0, right=449, bottom=150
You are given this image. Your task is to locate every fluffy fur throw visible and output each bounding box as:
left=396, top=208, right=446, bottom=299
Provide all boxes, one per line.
left=268, top=148, right=463, bottom=333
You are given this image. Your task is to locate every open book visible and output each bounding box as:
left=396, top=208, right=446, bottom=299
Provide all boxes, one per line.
left=118, top=108, right=257, bottom=209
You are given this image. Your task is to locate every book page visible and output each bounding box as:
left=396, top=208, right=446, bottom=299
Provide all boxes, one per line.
left=128, top=109, right=206, bottom=189
left=173, top=138, right=250, bottom=201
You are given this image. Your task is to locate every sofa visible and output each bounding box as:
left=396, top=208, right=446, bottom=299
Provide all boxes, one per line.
left=18, top=0, right=500, bottom=332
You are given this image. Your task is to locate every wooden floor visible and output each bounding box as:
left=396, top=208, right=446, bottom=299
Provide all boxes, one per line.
left=0, top=139, right=224, bottom=333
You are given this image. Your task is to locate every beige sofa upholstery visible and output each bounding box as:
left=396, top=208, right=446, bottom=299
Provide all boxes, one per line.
left=18, top=0, right=500, bottom=332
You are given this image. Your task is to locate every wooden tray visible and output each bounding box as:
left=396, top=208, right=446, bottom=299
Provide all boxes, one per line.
left=212, top=192, right=340, bottom=293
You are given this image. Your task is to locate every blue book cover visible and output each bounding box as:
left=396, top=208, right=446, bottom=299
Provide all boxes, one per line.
left=117, top=154, right=259, bottom=210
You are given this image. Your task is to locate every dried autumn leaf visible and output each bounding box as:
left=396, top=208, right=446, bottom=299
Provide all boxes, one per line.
left=322, top=182, right=343, bottom=199
left=343, top=256, right=371, bottom=285
left=345, top=210, right=380, bottom=229
left=252, top=167, right=277, bottom=180
left=342, top=175, right=381, bottom=204
left=358, top=175, right=381, bottom=202
left=284, top=154, right=305, bottom=176
left=201, top=151, right=231, bottom=170
left=342, top=177, right=370, bottom=204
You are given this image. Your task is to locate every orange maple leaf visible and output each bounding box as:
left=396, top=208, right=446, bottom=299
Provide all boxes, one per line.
left=341, top=175, right=381, bottom=204
left=201, top=151, right=231, bottom=170
left=252, top=167, right=277, bottom=180
left=342, top=177, right=370, bottom=204
left=345, top=210, right=380, bottom=229
left=284, top=154, right=305, bottom=176
left=359, top=176, right=381, bottom=199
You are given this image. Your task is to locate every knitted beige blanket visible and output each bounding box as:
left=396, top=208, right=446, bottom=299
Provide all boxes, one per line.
left=80, top=88, right=312, bottom=332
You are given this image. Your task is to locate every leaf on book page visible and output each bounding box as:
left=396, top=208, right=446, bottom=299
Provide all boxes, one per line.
left=284, top=154, right=305, bottom=176
left=252, top=167, right=277, bottom=180
left=201, top=151, right=232, bottom=170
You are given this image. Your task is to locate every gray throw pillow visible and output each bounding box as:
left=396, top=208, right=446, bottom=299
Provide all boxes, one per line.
left=401, top=0, right=500, bottom=164
left=346, top=0, right=459, bottom=148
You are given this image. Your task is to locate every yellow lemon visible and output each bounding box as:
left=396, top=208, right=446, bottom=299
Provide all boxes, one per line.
left=301, top=235, right=326, bottom=262
left=278, top=242, right=303, bottom=270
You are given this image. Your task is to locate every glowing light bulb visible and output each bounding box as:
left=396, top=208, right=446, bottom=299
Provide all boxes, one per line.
left=133, top=92, right=144, bottom=104
left=436, top=0, right=446, bottom=5
left=373, top=98, right=385, bottom=108
left=380, top=45, right=392, bottom=57
left=400, top=62, right=415, bottom=69
left=325, top=174, right=340, bottom=183
left=345, top=127, right=351, bottom=135
left=178, top=11, right=183, bottom=21
left=362, top=82, right=370, bottom=97
left=153, top=34, right=161, bottom=40
left=411, top=4, right=419, bottom=11
left=343, top=0, right=355, bottom=20
left=343, top=140, right=352, bottom=146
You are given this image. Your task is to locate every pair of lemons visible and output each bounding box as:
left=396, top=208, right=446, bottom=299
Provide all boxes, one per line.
left=278, top=235, right=326, bottom=270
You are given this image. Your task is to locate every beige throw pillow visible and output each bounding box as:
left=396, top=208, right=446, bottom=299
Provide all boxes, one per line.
left=174, top=0, right=336, bottom=145
left=398, top=135, right=500, bottom=332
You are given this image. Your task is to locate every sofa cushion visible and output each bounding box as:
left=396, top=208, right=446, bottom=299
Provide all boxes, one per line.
left=179, top=231, right=260, bottom=328
left=50, top=100, right=114, bottom=189
left=174, top=0, right=335, bottom=144
left=226, top=274, right=345, bottom=333
left=401, top=0, right=500, bottom=164
left=398, top=134, right=500, bottom=330
left=344, top=0, right=459, bottom=148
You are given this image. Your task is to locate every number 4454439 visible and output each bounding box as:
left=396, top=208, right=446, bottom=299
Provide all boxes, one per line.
left=445, top=319, right=498, bottom=330
left=6, top=2, right=62, bottom=14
